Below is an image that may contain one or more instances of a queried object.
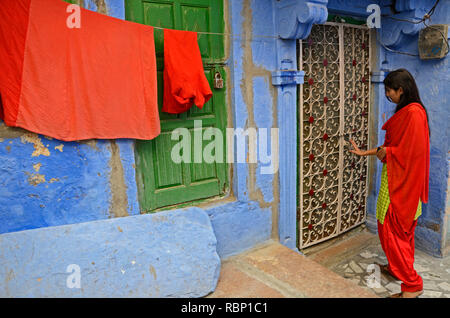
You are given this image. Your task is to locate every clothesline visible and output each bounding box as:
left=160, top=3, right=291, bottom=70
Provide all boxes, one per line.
left=151, top=25, right=281, bottom=39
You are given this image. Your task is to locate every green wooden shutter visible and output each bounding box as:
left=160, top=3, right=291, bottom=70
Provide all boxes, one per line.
left=126, top=0, right=227, bottom=212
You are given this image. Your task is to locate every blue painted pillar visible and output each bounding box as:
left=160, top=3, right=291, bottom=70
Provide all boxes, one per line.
left=272, top=49, right=303, bottom=251
left=273, top=0, right=328, bottom=251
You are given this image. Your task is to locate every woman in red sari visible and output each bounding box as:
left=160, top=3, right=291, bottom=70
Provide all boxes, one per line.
left=349, top=68, right=430, bottom=298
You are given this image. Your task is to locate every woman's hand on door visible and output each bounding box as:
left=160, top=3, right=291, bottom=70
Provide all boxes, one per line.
left=349, top=139, right=365, bottom=156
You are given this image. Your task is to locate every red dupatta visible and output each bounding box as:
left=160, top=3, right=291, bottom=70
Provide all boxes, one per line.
left=0, top=0, right=159, bottom=141
left=382, top=102, right=430, bottom=233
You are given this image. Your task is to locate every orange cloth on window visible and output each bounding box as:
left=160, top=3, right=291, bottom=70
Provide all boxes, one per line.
left=0, top=0, right=160, bottom=141
left=382, top=102, right=430, bottom=234
left=162, top=29, right=212, bottom=114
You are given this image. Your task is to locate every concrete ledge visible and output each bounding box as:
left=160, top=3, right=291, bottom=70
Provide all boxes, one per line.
left=0, top=207, right=220, bottom=297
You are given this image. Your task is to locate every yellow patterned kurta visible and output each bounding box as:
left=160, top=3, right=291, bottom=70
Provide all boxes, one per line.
left=376, top=163, right=422, bottom=224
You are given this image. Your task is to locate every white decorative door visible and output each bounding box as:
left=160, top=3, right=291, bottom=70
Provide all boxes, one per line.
left=298, top=22, right=371, bottom=249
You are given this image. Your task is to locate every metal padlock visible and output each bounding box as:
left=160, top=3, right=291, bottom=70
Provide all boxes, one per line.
left=213, top=71, right=224, bottom=89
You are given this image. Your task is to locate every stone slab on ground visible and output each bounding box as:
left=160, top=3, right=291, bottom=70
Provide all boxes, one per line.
left=0, top=207, right=220, bottom=297
left=209, top=241, right=378, bottom=298
left=206, top=261, right=287, bottom=298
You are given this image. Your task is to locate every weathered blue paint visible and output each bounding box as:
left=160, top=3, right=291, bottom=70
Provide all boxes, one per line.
left=250, top=0, right=277, bottom=71
left=228, top=0, right=251, bottom=202
left=272, top=70, right=305, bottom=86
left=192, top=0, right=275, bottom=258
left=1, top=0, right=448, bottom=299
left=83, top=0, right=125, bottom=19
left=275, top=68, right=298, bottom=251
left=0, top=0, right=277, bottom=298
left=105, top=0, right=125, bottom=19
left=0, top=208, right=220, bottom=297
left=253, top=77, right=274, bottom=204
left=276, top=0, right=328, bottom=39
left=0, top=0, right=139, bottom=233
left=116, top=139, right=140, bottom=216
left=250, top=0, right=278, bottom=206
left=205, top=201, right=272, bottom=259
left=447, top=148, right=450, bottom=249
left=0, top=136, right=112, bottom=234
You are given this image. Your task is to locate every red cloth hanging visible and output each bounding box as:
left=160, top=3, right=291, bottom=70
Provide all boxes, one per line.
left=382, top=102, right=430, bottom=234
left=0, top=0, right=160, bottom=141
left=162, top=29, right=212, bottom=114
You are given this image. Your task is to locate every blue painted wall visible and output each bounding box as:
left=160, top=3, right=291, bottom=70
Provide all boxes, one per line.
left=198, top=0, right=277, bottom=258
left=0, top=0, right=137, bottom=233
left=1, top=0, right=449, bottom=298
left=0, top=0, right=276, bottom=261
left=0, top=124, right=141, bottom=233
left=0, top=137, right=112, bottom=233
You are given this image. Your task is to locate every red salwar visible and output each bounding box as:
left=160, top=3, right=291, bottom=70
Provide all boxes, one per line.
left=377, top=102, right=429, bottom=293
left=377, top=206, right=423, bottom=292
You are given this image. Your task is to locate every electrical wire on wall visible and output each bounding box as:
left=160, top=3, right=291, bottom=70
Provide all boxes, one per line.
left=378, top=0, right=449, bottom=57
left=145, top=0, right=448, bottom=57
left=151, top=25, right=280, bottom=39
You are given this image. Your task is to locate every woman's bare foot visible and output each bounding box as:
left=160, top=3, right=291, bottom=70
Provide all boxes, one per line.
left=401, top=290, right=423, bottom=298
left=388, top=290, right=423, bottom=298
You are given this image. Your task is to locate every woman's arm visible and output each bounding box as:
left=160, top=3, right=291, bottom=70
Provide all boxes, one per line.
left=349, top=139, right=386, bottom=160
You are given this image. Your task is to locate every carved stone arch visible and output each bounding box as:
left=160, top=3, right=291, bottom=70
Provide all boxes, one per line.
left=275, top=0, right=329, bottom=40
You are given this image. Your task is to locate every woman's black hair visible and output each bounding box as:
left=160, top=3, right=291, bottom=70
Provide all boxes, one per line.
left=383, top=68, right=430, bottom=135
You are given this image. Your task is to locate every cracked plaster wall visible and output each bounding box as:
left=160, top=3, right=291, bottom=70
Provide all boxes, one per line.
left=0, top=0, right=277, bottom=259
left=2, top=0, right=447, bottom=260
left=0, top=0, right=139, bottom=235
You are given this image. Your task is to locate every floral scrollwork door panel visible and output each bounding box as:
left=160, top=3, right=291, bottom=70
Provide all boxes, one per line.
left=298, top=23, right=371, bottom=249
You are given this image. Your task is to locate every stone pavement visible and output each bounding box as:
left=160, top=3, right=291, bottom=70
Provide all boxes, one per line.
left=304, top=225, right=450, bottom=298
left=207, top=238, right=378, bottom=298
left=206, top=225, right=450, bottom=298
